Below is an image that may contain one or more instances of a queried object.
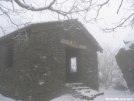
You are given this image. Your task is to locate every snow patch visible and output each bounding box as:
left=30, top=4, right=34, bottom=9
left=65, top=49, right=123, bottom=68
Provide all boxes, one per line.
left=124, top=33, right=134, bottom=42
left=122, top=33, right=134, bottom=51
left=0, top=94, right=15, bottom=101
left=1, top=87, right=134, bottom=101
left=34, top=65, right=38, bottom=67
left=123, top=41, right=134, bottom=51
left=65, top=83, right=83, bottom=87
left=50, top=94, right=87, bottom=101
left=51, top=87, right=134, bottom=101
left=39, top=81, right=44, bottom=85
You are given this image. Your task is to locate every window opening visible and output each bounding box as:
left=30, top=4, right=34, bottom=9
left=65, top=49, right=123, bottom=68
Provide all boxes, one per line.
left=70, top=57, right=77, bottom=72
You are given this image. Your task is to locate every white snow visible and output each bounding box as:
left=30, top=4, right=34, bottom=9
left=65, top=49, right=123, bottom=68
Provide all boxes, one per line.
left=50, top=94, right=87, bottom=101
left=65, top=83, right=104, bottom=100
left=123, top=41, right=134, bottom=50
left=94, top=87, right=134, bottom=101
left=122, top=33, right=134, bottom=51
left=50, top=87, right=134, bottom=101
left=65, top=83, right=83, bottom=86
left=70, top=86, right=102, bottom=98
left=79, top=89, right=99, bottom=97
left=124, top=33, right=134, bottom=42
left=34, top=65, right=38, bottom=67
left=39, top=81, right=44, bottom=85
left=0, top=94, right=15, bottom=101
left=0, top=87, right=134, bottom=101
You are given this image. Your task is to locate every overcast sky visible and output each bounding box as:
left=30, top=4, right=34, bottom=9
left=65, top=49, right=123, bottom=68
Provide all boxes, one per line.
left=0, top=0, right=133, bottom=49
left=83, top=0, right=134, bottom=49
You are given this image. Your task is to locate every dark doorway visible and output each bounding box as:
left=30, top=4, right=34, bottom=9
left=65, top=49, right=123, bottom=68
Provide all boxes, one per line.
left=66, top=47, right=81, bottom=83
left=6, top=44, right=14, bottom=68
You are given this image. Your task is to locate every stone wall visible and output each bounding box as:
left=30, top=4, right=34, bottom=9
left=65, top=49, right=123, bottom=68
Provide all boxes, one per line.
left=81, top=50, right=98, bottom=90
left=0, top=25, right=99, bottom=100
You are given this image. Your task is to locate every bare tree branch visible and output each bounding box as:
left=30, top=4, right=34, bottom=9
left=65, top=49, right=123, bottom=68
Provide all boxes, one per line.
left=95, top=0, right=110, bottom=20
left=0, top=6, right=19, bottom=29
left=104, top=13, right=134, bottom=32
left=0, top=0, right=134, bottom=36
left=0, top=26, right=6, bottom=35
left=98, top=45, right=123, bottom=89
left=117, top=0, right=123, bottom=14
left=14, top=0, right=56, bottom=11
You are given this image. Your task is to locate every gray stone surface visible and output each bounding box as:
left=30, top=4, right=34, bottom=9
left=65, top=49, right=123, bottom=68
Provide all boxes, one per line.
left=0, top=20, right=100, bottom=101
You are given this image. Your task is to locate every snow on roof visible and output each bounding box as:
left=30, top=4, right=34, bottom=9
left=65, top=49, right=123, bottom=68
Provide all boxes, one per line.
left=123, top=41, right=134, bottom=51
left=122, top=33, right=134, bottom=51
left=124, top=33, right=134, bottom=42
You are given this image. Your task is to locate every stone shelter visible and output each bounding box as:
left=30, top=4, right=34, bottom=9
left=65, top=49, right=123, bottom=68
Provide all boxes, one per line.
left=0, top=19, right=102, bottom=101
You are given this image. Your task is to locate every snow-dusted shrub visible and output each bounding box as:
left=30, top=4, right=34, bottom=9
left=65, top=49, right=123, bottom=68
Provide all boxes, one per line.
left=98, top=45, right=124, bottom=89
left=113, top=80, right=128, bottom=92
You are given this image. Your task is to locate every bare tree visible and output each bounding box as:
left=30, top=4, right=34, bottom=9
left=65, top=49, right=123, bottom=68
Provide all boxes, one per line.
left=0, top=0, right=134, bottom=36
left=98, top=44, right=124, bottom=89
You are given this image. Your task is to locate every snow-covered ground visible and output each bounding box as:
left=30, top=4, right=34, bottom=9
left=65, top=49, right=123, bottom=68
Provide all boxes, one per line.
left=51, top=87, right=134, bottom=101
left=0, top=94, right=15, bottom=101
left=0, top=87, right=134, bottom=101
